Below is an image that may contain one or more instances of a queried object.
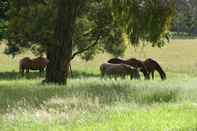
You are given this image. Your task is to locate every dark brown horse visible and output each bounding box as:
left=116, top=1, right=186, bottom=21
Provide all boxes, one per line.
left=100, top=63, right=140, bottom=80
left=108, top=58, right=150, bottom=80
left=143, top=58, right=166, bottom=80
left=19, top=57, right=49, bottom=76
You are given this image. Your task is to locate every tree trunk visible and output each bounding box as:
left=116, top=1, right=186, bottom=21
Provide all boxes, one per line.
left=45, top=0, right=79, bottom=84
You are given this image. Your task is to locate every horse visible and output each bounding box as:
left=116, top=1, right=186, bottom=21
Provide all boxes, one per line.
left=108, top=58, right=150, bottom=80
left=100, top=63, right=140, bottom=80
left=19, top=57, right=49, bottom=76
left=143, top=58, right=166, bottom=80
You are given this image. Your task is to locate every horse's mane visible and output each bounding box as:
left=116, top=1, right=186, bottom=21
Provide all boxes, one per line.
left=127, top=58, right=145, bottom=63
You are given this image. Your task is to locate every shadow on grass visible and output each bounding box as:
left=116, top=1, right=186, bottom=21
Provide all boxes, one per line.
left=71, top=70, right=100, bottom=78
left=0, top=72, right=44, bottom=80
left=0, top=70, right=100, bottom=80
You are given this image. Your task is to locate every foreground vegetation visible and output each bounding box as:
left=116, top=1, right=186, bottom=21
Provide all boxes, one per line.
left=1, top=77, right=197, bottom=130
left=1, top=39, right=197, bottom=130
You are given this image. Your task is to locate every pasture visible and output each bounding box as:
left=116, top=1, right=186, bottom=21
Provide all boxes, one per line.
left=1, top=39, right=197, bottom=130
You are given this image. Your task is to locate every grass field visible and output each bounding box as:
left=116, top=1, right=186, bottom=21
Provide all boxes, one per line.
left=1, top=39, right=197, bottom=130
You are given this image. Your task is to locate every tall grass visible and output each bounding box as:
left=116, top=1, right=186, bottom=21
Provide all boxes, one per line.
left=1, top=77, right=197, bottom=130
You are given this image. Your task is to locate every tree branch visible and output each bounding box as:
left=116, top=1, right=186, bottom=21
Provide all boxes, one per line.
left=70, top=34, right=101, bottom=60
left=38, top=0, right=48, bottom=5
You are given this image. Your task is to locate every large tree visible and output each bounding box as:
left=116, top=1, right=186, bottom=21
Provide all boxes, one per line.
left=6, top=0, right=175, bottom=84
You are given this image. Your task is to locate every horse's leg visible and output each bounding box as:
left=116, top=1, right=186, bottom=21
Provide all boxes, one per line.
left=26, top=69, right=29, bottom=74
left=120, top=75, right=124, bottom=80
left=130, top=73, right=133, bottom=80
left=147, top=71, right=151, bottom=80
left=39, top=69, right=43, bottom=77
left=133, top=70, right=140, bottom=80
left=21, top=69, right=24, bottom=76
left=123, top=75, right=126, bottom=79
left=114, top=75, right=118, bottom=80
left=134, top=70, right=138, bottom=80
left=137, top=70, right=141, bottom=80
left=142, top=71, right=149, bottom=80
left=151, top=71, right=154, bottom=80
left=100, top=73, right=104, bottom=79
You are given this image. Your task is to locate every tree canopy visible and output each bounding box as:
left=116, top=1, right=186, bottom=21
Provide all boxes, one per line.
left=5, top=0, right=175, bottom=58
left=6, top=0, right=126, bottom=60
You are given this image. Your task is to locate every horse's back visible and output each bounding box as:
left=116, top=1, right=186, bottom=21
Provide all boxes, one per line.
left=31, top=57, right=48, bottom=68
left=144, top=58, right=157, bottom=64
left=100, top=63, right=131, bottom=75
left=107, top=58, right=124, bottom=64
left=144, top=58, right=160, bottom=69
left=19, top=57, right=48, bottom=70
left=127, top=58, right=143, bottom=66
left=20, top=57, right=31, bottom=63
left=19, top=57, right=31, bottom=66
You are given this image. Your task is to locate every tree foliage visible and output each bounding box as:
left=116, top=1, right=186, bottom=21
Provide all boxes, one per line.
left=111, top=0, right=175, bottom=47
left=6, top=0, right=175, bottom=59
left=6, top=0, right=126, bottom=60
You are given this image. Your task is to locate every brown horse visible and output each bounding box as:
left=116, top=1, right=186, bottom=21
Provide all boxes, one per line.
left=108, top=58, right=150, bottom=80
left=100, top=63, right=140, bottom=80
left=19, top=57, right=49, bottom=76
left=143, top=58, right=166, bottom=80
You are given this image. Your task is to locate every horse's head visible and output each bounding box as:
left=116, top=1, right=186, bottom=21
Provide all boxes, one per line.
left=107, top=58, right=124, bottom=64
left=161, top=73, right=167, bottom=80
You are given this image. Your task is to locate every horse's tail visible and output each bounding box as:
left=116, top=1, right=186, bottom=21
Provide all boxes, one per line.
left=155, top=63, right=166, bottom=80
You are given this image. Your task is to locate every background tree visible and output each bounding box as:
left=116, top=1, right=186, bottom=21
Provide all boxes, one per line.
left=5, top=0, right=175, bottom=84
left=0, top=0, right=9, bottom=40
left=172, top=0, right=197, bottom=35
left=111, top=0, right=175, bottom=47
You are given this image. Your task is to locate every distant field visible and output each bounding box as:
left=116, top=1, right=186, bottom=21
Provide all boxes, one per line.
left=1, top=39, right=197, bottom=130
left=1, top=39, right=197, bottom=75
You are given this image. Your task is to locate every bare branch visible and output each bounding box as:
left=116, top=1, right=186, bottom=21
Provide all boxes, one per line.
left=70, top=34, right=101, bottom=60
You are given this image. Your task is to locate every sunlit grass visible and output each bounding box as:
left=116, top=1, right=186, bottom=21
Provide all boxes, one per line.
left=1, top=39, right=197, bottom=130
left=0, top=77, right=197, bottom=130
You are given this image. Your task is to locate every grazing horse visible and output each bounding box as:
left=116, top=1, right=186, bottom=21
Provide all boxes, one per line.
left=108, top=58, right=150, bottom=80
left=19, top=57, right=49, bottom=76
left=100, top=63, right=140, bottom=80
left=143, top=58, right=166, bottom=80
